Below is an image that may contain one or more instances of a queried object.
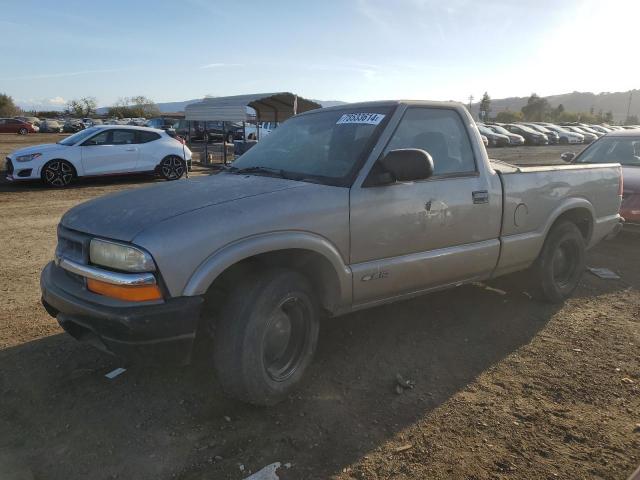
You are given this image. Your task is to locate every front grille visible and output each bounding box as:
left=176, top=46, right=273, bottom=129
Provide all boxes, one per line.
left=56, top=237, right=84, bottom=263
left=56, top=226, right=90, bottom=264
left=5, top=158, right=13, bottom=175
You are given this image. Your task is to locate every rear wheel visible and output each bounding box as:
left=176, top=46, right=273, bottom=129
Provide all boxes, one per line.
left=159, top=155, right=185, bottom=180
left=530, top=221, right=585, bottom=303
left=42, top=160, right=75, bottom=187
left=211, top=268, right=320, bottom=406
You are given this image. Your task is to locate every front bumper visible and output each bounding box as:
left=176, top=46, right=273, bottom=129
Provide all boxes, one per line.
left=40, top=262, right=204, bottom=365
left=5, top=157, right=40, bottom=181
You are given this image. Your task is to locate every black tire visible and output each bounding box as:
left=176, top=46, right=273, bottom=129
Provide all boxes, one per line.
left=41, top=160, right=75, bottom=187
left=18, top=127, right=28, bottom=135
left=212, top=268, right=320, bottom=406
left=530, top=221, right=585, bottom=303
left=159, top=155, right=185, bottom=180
left=559, top=137, right=569, bottom=145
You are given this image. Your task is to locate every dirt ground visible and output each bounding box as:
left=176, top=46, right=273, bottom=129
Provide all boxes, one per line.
left=1, top=133, right=638, bottom=480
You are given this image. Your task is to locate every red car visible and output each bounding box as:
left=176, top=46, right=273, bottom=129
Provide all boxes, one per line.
left=0, top=118, right=37, bottom=135
left=564, top=130, right=640, bottom=229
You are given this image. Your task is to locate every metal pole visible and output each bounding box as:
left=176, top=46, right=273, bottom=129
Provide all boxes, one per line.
left=626, top=91, right=633, bottom=124
left=203, top=122, right=208, bottom=165
left=256, top=111, right=260, bottom=141
left=222, top=121, right=227, bottom=165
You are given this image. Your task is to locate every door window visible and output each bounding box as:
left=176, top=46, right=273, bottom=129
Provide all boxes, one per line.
left=84, top=131, right=110, bottom=145
left=383, top=108, right=476, bottom=176
left=112, top=130, right=136, bottom=144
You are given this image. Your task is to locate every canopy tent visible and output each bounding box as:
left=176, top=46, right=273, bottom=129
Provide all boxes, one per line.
left=184, top=92, right=321, bottom=123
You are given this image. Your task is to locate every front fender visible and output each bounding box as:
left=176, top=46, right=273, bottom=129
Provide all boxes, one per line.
left=182, top=231, right=353, bottom=308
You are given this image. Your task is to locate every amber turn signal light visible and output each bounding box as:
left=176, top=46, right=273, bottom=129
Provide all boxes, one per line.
left=87, top=278, right=163, bottom=302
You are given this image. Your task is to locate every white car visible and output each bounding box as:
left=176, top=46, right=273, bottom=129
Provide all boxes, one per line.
left=539, top=123, right=584, bottom=144
left=5, top=125, right=192, bottom=187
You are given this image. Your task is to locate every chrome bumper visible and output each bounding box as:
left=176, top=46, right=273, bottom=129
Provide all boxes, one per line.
left=54, top=255, right=156, bottom=286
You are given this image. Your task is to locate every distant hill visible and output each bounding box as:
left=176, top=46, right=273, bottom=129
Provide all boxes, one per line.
left=472, top=90, right=640, bottom=122
left=96, top=98, right=347, bottom=115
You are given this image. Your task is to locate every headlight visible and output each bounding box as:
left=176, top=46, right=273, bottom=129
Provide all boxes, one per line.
left=16, top=153, right=41, bottom=163
left=89, top=239, right=155, bottom=272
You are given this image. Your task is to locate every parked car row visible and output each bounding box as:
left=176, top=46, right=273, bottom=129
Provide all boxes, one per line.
left=478, top=121, right=635, bottom=146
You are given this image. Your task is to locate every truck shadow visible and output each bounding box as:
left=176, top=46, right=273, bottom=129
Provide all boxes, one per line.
left=0, top=282, right=563, bottom=480
left=0, top=237, right=634, bottom=480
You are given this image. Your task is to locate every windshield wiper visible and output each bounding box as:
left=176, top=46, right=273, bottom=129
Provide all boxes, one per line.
left=228, top=166, right=293, bottom=179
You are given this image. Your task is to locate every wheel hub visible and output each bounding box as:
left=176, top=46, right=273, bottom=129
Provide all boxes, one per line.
left=552, top=241, right=576, bottom=287
left=44, top=161, right=73, bottom=186
left=262, top=297, right=309, bottom=382
left=161, top=157, right=184, bottom=179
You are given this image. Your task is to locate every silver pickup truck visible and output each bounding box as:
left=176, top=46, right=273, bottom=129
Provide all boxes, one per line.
left=41, top=101, right=623, bottom=405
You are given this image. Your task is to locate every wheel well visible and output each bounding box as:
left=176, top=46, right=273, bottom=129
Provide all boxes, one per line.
left=202, top=249, right=341, bottom=315
left=551, top=208, right=593, bottom=242
left=41, top=159, right=77, bottom=179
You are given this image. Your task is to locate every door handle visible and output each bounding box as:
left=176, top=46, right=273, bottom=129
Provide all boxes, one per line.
left=472, top=190, right=489, bottom=204
left=125, top=148, right=136, bottom=151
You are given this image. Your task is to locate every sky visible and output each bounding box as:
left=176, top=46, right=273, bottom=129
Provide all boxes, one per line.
left=2, top=0, right=639, bottom=110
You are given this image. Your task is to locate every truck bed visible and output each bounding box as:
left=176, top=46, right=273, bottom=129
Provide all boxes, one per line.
left=489, top=159, right=622, bottom=276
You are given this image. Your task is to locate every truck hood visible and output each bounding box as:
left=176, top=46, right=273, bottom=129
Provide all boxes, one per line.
left=61, top=173, right=308, bottom=241
left=9, top=143, right=65, bottom=157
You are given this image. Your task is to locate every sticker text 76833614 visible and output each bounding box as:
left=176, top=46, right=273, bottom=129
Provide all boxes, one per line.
left=336, top=113, right=386, bottom=125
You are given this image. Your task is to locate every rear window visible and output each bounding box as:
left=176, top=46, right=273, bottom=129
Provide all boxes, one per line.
left=138, top=131, right=161, bottom=143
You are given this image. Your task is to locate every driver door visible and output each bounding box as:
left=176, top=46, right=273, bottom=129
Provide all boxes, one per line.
left=81, top=129, right=140, bottom=175
left=349, top=107, right=501, bottom=306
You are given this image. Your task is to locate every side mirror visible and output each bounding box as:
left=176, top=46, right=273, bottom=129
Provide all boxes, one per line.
left=561, top=152, right=575, bottom=162
left=377, top=148, right=434, bottom=183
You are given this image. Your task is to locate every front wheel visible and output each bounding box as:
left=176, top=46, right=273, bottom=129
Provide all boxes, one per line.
left=18, top=128, right=28, bottom=135
left=42, top=160, right=75, bottom=187
left=159, top=155, right=185, bottom=180
left=211, top=268, right=320, bottom=406
left=530, top=221, right=585, bottom=303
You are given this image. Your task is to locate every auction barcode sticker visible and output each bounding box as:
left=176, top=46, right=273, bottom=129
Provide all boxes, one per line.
left=336, top=113, right=385, bottom=125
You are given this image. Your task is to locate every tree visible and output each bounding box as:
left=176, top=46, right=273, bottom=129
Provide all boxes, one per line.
left=67, top=97, right=97, bottom=117
left=0, top=93, right=20, bottom=116
left=550, top=104, right=565, bottom=121
left=128, top=96, right=160, bottom=118
left=604, top=111, right=614, bottom=124
left=625, top=114, right=639, bottom=125
left=479, top=92, right=491, bottom=121
left=107, top=96, right=160, bottom=118
left=495, top=110, right=523, bottom=123
left=521, top=93, right=550, bottom=121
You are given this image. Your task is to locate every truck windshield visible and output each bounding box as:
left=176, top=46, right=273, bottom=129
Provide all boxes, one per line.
left=230, top=107, right=393, bottom=186
left=576, top=137, right=640, bottom=166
